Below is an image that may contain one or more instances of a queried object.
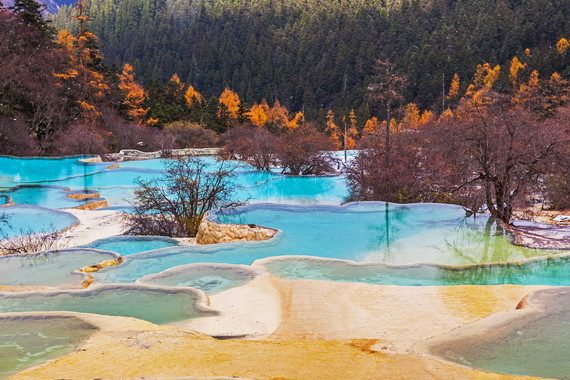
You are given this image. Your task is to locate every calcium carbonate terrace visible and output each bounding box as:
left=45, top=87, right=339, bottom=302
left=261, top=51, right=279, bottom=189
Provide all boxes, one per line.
left=0, top=153, right=569, bottom=379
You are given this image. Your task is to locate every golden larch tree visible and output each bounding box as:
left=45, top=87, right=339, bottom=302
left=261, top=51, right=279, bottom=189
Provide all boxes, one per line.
left=249, top=100, right=269, bottom=127
left=447, top=73, right=460, bottom=100
left=509, top=56, right=525, bottom=86
left=401, top=103, right=420, bottom=130
left=185, top=85, right=203, bottom=107
left=219, top=88, right=240, bottom=119
left=287, top=111, right=303, bottom=130
left=267, top=99, right=290, bottom=129
left=556, top=38, right=569, bottom=54
left=362, top=117, right=380, bottom=136
left=117, top=63, right=148, bottom=122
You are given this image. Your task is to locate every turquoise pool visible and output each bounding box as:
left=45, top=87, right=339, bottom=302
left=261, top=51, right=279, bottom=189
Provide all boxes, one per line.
left=0, top=206, right=78, bottom=239
left=91, top=203, right=569, bottom=285
left=136, top=263, right=262, bottom=294
left=0, top=155, right=108, bottom=187
left=0, top=315, right=98, bottom=379
left=81, top=236, right=179, bottom=256
left=0, top=285, right=216, bottom=325
left=428, top=287, right=570, bottom=380
left=1, top=185, right=95, bottom=209
left=0, top=249, right=120, bottom=287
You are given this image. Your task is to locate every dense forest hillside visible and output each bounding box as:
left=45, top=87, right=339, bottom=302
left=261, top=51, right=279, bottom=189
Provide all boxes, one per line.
left=52, top=0, right=570, bottom=120
left=2, top=0, right=74, bottom=14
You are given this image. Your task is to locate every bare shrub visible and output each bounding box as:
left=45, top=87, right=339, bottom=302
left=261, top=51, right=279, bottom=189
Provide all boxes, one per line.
left=0, top=226, right=68, bottom=256
left=163, top=121, right=218, bottom=149
left=125, top=156, right=243, bottom=237
left=52, top=124, right=108, bottom=155
left=222, top=124, right=277, bottom=171
left=543, top=174, right=570, bottom=210
left=346, top=131, right=426, bottom=203
left=275, top=124, right=338, bottom=175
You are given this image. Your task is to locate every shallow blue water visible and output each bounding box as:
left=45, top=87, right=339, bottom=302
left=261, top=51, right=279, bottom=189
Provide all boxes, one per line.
left=0, top=285, right=215, bottom=325
left=0, top=249, right=119, bottom=287
left=82, top=236, right=179, bottom=256
left=1, top=186, right=92, bottom=209
left=137, top=263, right=260, bottom=295
left=93, top=203, right=569, bottom=285
left=429, top=287, right=570, bottom=379
left=260, top=255, right=570, bottom=286
left=0, top=206, right=78, bottom=238
left=0, top=156, right=108, bottom=187
left=0, top=315, right=98, bottom=379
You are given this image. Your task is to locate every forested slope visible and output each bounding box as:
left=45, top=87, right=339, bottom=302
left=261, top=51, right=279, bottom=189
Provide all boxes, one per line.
left=53, top=0, right=570, bottom=119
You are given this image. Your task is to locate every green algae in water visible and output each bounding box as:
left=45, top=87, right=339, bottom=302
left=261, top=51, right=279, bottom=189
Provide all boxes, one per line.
left=0, top=315, right=98, bottom=379
left=259, top=255, right=570, bottom=286
left=428, top=287, right=570, bottom=379
left=0, top=285, right=216, bottom=325
left=213, top=203, right=566, bottom=266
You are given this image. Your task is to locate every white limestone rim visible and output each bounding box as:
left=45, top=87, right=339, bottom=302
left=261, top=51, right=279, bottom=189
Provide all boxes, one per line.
left=251, top=251, right=570, bottom=273
left=135, top=262, right=266, bottom=287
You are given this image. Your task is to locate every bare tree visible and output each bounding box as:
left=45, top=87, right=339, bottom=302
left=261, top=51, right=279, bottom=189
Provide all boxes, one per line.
left=125, top=156, right=242, bottom=237
left=367, top=59, right=407, bottom=165
left=436, top=90, right=568, bottom=223
left=222, top=124, right=278, bottom=171
left=275, top=124, right=338, bottom=175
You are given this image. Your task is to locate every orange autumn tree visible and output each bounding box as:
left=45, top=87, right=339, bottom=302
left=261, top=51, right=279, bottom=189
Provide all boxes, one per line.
left=54, top=0, right=109, bottom=125
left=556, top=37, right=569, bottom=54
left=345, top=109, right=359, bottom=149
left=509, top=56, right=526, bottom=87
left=401, top=103, right=420, bottom=130
left=447, top=73, right=460, bottom=101
left=267, top=99, right=290, bottom=129
left=218, top=88, right=240, bottom=119
left=249, top=100, right=269, bottom=126
left=185, top=84, right=204, bottom=107
left=287, top=111, right=303, bottom=130
left=117, top=63, right=148, bottom=123
left=513, top=70, right=540, bottom=106
left=326, top=109, right=342, bottom=149
left=362, top=117, right=379, bottom=136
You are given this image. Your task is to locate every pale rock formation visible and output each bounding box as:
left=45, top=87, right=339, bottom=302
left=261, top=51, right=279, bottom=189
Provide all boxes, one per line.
left=196, top=218, right=277, bottom=245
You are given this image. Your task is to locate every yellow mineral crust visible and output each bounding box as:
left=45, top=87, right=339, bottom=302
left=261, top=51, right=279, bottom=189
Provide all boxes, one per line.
left=10, top=318, right=534, bottom=380
left=78, top=256, right=124, bottom=273
left=8, top=280, right=549, bottom=380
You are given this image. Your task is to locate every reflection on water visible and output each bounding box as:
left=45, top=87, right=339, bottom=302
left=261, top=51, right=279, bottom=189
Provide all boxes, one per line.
left=260, top=255, right=570, bottom=286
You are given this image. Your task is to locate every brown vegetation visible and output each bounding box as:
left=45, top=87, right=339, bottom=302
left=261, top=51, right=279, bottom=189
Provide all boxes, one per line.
left=125, top=156, right=242, bottom=237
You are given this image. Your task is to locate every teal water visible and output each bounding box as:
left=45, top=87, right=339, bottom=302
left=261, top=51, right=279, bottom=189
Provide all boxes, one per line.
left=429, top=287, right=570, bottom=379
left=0, top=285, right=216, bottom=325
left=1, top=186, right=94, bottom=209
left=0, top=206, right=78, bottom=238
left=137, top=263, right=261, bottom=294
left=82, top=236, right=179, bottom=256
left=0, top=155, right=108, bottom=187
left=0, top=249, right=120, bottom=287
left=32, top=168, right=347, bottom=207
left=259, top=255, right=570, bottom=286
left=93, top=203, right=569, bottom=285
left=0, top=315, right=98, bottom=379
